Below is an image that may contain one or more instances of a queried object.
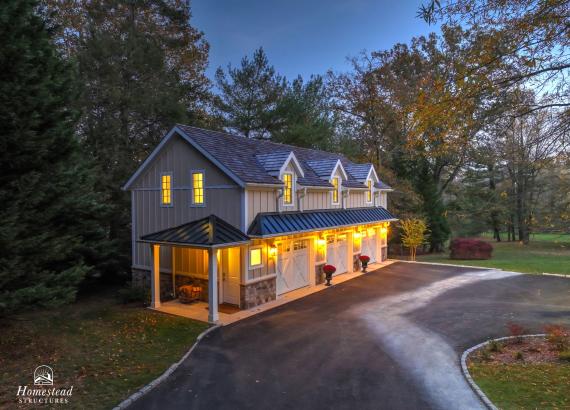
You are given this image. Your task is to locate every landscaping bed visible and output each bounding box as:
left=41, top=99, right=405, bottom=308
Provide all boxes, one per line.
left=467, top=327, right=570, bottom=409
left=0, top=291, right=208, bottom=409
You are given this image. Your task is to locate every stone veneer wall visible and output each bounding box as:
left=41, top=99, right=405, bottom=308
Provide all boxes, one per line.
left=315, top=263, right=325, bottom=285
left=132, top=268, right=209, bottom=302
left=240, top=276, right=276, bottom=309
left=353, top=253, right=361, bottom=272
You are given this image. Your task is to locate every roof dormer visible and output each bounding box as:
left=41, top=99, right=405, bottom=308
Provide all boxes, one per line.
left=306, top=159, right=348, bottom=182
left=255, top=151, right=304, bottom=179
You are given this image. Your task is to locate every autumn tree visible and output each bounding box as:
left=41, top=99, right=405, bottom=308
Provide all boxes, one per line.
left=400, top=219, right=429, bottom=261
left=329, top=26, right=500, bottom=250
left=419, top=0, right=570, bottom=133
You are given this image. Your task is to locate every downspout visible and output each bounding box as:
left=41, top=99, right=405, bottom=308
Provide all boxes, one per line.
left=276, top=187, right=284, bottom=213
left=342, top=188, right=349, bottom=209
left=297, top=187, right=307, bottom=212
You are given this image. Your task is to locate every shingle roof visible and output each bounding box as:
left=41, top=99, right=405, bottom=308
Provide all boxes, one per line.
left=247, top=207, right=397, bottom=237
left=306, top=159, right=339, bottom=178
left=346, top=163, right=372, bottom=180
left=375, top=181, right=393, bottom=190
left=255, top=151, right=292, bottom=176
left=175, top=125, right=374, bottom=189
left=140, top=215, right=250, bottom=247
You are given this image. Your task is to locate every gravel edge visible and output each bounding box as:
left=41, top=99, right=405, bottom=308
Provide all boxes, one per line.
left=112, top=324, right=220, bottom=409
left=460, top=333, right=547, bottom=410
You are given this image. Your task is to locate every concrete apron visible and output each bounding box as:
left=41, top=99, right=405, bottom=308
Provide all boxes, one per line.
left=349, top=269, right=521, bottom=410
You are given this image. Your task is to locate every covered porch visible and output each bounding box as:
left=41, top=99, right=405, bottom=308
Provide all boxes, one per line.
left=140, top=215, right=250, bottom=323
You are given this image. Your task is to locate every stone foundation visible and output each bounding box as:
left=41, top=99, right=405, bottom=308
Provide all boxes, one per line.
left=240, top=276, right=276, bottom=310
left=315, top=263, right=325, bottom=285
left=353, top=254, right=362, bottom=272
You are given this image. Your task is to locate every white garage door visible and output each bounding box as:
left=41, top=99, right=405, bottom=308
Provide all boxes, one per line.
left=277, top=239, right=310, bottom=295
left=326, top=234, right=348, bottom=275
left=361, top=230, right=377, bottom=263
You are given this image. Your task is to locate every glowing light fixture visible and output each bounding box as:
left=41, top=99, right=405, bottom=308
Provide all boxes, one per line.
left=269, top=246, right=277, bottom=257
left=353, top=232, right=362, bottom=239
left=317, top=238, right=326, bottom=247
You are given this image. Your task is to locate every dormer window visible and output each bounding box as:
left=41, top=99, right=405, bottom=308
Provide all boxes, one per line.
left=366, top=179, right=373, bottom=203
left=332, top=177, right=340, bottom=204
left=283, top=173, right=294, bottom=205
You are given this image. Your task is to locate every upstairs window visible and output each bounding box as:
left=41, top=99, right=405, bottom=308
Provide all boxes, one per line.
left=283, top=173, right=293, bottom=205
left=161, top=174, right=172, bottom=206
left=191, top=171, right=204, bottom=205
left=332, top=177, right=340, bottom=204
left=366, top=180, right=373, bottom=203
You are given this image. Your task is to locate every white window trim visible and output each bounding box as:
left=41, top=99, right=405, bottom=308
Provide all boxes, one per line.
left=248, top=246, right=264, bottom=269
left=366, top=179, right=373, bottom=204
left=282, top=172, right=295, bottom=207
left=190, top=169, right=206, bottom=207
left=331, top=176, right=340, bottom=205
left=160, top=172, right=173, bottom=207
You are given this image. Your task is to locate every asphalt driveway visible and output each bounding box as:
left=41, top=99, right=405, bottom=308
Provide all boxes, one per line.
left=131, top=262, right=570, bottom=410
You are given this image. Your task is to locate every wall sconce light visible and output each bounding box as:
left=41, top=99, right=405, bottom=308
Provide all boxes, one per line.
left=269, top=245, right=277, bottom=257
left=353, top=232, right=362, bottom=239
left=317, top=238, right=326, bottom=247
left=380, top=227, right=388, bottom=235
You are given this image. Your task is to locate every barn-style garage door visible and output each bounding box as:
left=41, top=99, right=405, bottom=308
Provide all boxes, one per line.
left=277, top=239, right=310, bottom=295
left=326, top=234, right=348, bottom=275
left=361, top=230, right=377, bottom=263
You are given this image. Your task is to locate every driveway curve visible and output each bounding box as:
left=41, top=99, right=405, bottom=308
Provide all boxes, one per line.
left=131, top=262, right=570, bottom=410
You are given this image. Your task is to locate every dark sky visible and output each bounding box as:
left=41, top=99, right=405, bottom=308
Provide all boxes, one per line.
left=192, top=0, right=438, bottom=82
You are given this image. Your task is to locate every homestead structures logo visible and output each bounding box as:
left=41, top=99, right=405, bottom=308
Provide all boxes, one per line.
left=16, top=365, right=73, bottom=405
left=34, top=365, right=53, bottom=385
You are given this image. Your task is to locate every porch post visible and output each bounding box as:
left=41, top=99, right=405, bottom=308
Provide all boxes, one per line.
left=208, top=248, right=219, bottom=323
left=150, top=244, right=161, bottom=308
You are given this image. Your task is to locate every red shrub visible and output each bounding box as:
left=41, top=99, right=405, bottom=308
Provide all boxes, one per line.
left=449, top=238, right=493, bottom=260
left=544, top=324, right=569, bottom=351
left=323, top=264, right=336, bottom=275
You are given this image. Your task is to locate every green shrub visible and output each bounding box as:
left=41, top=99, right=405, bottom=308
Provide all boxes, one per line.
left=488, top=340, right=502, bottom=353
left=118, top=284, right=150, bottom=305
left=559, top=351, right=570, bottom=362
left=514, top=351, right=524, bottom=361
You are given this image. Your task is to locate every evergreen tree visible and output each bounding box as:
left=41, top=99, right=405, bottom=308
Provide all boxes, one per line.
left=0, top=0, right=109, bottom=314
left=215, top=48, right=286, bottom=138
left=44, top=0, right=211, bottom=275
left=272, top=76, right=336, bottom=150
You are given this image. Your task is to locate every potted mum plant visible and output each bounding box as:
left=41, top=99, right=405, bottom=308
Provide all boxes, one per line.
left=359, top=255, right=370, bottom=272
left=323, top=264, right=336, bottom=286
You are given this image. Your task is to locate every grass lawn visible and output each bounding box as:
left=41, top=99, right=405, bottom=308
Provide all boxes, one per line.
left=0, top=291, right=208, bottom=409
left=468, top=362, right=570, bottom=409
left=414, top=233, right=570, bottom=275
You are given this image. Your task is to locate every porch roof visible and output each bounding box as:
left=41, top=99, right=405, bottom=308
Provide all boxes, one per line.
left=247, top=207, right=398, bottom=238
left=139, top=215, right=250, bottom=248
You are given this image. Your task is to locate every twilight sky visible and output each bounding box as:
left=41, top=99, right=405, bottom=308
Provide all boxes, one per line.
left=192, top=0, right=438, bottom=82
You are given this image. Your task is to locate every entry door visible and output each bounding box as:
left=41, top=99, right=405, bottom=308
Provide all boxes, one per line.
left=221, top=248, right=240, bottom=306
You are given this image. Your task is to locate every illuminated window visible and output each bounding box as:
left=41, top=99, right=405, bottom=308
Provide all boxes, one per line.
left=249, top=247, right=263, bottom=268
left=283, top=173, right=293, bottom=205
left=192, top=171, right=204, bottom=205
left=332, top=177, right=340, bottom=204
left=161, top=174, right=172, bottom=206
left=367, top=180, right=373, bottom=203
